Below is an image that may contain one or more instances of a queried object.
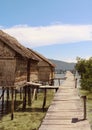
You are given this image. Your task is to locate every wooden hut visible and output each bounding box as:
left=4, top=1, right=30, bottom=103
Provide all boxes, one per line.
left=28, top=48, right=55, bottom=85
left=0, top=30, right=39, bottom=119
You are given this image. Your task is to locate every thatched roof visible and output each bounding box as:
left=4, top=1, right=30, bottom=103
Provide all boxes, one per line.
left=0, top=30, right=39, bottom=61
left=28, top=48, right=56, bottom=68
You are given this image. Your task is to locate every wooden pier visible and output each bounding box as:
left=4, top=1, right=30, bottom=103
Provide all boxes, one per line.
left=39, top=71, right=91, bottom=130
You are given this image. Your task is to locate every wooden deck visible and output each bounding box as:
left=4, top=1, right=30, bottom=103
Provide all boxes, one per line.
left=39, top=71, right=91, bottom=130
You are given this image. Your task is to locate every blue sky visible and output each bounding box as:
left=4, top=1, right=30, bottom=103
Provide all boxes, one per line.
left=0, top=0, right=92, bottom=62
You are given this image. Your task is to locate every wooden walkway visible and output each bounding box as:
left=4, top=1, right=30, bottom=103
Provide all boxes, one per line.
left=39, top=71, right=91, bottom=130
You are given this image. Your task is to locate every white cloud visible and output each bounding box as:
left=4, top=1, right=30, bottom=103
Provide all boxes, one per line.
left=2, top=24, right=92, bottom=47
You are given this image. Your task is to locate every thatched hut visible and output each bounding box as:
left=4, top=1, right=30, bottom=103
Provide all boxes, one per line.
left=0, top=30, right=39, bottom=119
left=28, top=48, right=55, bottom=85
left=0, top=30, right=39, bottom=86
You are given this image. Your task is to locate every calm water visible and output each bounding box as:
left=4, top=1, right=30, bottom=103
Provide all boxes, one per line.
left=54, top=73, right=66, bottom=86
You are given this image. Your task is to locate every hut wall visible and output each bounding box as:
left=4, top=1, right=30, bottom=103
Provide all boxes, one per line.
left=38, top=67, right=51, bottom=82
left=0, top=41, right=16, bottom=87
left=37, top=61, right=55, bottom=83
left=15, top=58, right=27, bottom=84
left=30, top=62, right=38, bottom=82
left=38, top=61, right=49, bottom=67
left=0, top=59, right=16, bottom=87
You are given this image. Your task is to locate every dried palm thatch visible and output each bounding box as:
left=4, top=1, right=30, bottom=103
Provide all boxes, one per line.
left=28, top=48, right=56, bottom=68
left=0, top=30, right=39, bottom=61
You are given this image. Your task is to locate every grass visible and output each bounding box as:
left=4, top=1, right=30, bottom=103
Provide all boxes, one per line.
left=0, top=90, right=54, bottom=130
left=79, top=89, right=92, bottom=129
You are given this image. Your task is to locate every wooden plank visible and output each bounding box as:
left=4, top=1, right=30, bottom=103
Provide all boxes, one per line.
left=39, top=71, right=91, bottom=130
left=39, top=85, right=59, bottom=89
left=27, top=82, right=41, bottom=86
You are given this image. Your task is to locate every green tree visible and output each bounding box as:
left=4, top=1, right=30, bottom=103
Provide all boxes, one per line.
left=75, top=57, right=86, bottom=78
left=75, top=57, right=92, bottom=91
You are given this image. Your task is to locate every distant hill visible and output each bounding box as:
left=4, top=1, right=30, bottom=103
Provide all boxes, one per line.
left=49, top=59, right=76, bottom=71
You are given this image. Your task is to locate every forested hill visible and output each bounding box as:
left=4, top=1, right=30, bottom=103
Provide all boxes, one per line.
left=49, top=59, right=76, bottom=71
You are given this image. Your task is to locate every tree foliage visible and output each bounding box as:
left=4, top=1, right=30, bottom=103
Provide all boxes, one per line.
left=75, top=57, right=92, bottom=91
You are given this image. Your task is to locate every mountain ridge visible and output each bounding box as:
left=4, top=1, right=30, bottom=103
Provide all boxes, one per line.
left=49, top=59, right=76, bottom=71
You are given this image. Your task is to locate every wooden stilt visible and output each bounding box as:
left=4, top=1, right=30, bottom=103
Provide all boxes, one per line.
left=42, top=88, right=47, bottom=111
left=14, top=89, right=17, bottom=110
left=28, top=86, right=31, bottom=106
left=6, top=88, right=9, bottom=113
left=32, top=88, right=36, bottom=102
left=35, top=88, right=38, bottom=100
left=50, top=78, right=54, bottom=86
left=7, top=88, right=9, bottom=100
left=20, top=88, right=22, bottom=99
left=23, top=87, right=27, bottom=110
left=11, top=88, right=14, bottom=120
left=1, top=87, right=5, bottom=115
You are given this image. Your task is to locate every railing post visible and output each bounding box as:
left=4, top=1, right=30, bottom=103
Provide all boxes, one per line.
left=75, top=78, right=77, bottom=88
left=82, top=96, right=87, bottom=120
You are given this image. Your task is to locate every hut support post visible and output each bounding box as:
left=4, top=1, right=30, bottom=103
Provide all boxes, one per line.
left=42, top=88, right=47, bottom=111
left=27, top=60, right=31, bottom=106
left=7, top=88, right=9, bottom=100
left=50, top=78, right=54, bottom=86
left=1, top=87, right=5, bottom=114
left=28, top=86, right=31, bottom=106
left=6, top=88, right=9, bottom=112
left=32, top=88, right=36, bottom=102
left=27, top=60, right=30, bottom=82
left=20, top=88, right=22, bottom=99
left=35, top=88, right=38, bottom=100
left=23, top=87, right=27, bottom=110
left=14, top=89, right=17, bottom=110
left=11, top=88, right=14, bottom=120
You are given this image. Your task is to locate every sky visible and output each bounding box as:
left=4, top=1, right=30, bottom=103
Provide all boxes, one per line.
left=0, top=0, right=92, bottom=62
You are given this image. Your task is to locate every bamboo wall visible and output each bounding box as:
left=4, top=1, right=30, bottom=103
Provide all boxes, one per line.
left=30, top=62, right=39, bottom=82
left=38, top=61, right=55, bottom=84
left=15, top=58, right=27, bottom=83
left=0, top=59, right=16, bottom=86
left=0, top=41, right=16, bottom=87
left=0, top=41, right=28, bottom=87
